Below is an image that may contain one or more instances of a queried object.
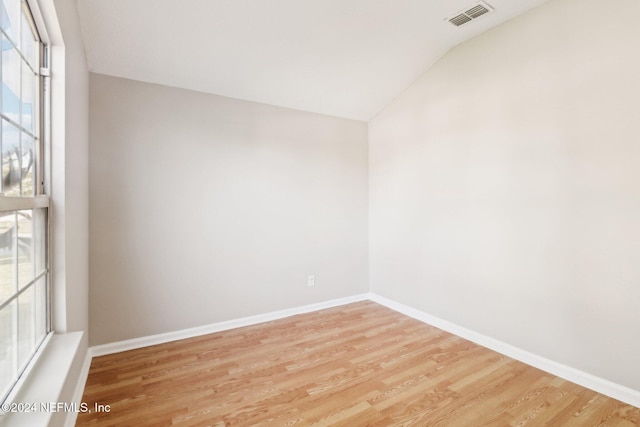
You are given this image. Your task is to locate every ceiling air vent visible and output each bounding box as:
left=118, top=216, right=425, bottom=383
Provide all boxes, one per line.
left=447, top=1, right=493, bottom=27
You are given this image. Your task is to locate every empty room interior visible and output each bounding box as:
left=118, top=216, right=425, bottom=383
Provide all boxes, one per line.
left=1, top=0, right=640, bottom=425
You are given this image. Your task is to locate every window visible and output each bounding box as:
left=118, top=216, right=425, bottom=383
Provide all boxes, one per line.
left=0, top=0, right=49, bottom=403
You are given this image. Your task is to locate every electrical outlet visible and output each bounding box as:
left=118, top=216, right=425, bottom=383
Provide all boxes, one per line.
left=307, top=275, right=315, bottom=287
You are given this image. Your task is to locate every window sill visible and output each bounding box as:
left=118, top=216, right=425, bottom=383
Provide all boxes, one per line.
left=0, top=332, right=86, bottom=427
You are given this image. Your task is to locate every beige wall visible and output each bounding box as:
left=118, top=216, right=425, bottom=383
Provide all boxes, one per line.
left=89, top=74, right=369, bottom=345
left=369, top=0, right=640, bottom=391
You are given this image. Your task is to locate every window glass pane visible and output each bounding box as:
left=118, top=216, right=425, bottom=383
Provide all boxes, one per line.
left=0, top=1, right=44, bottom=404
left=16, top=210, right=32, bottom=287
left=1, top=119, right=21, bottom=196
left=21, top=61, right=35, bottom=134
left=34, top=276, right=45, bottom=342
left=19, top=133, right=33, bottom=195
left=32, top=208, right=44, bottom=274
left=0, top=211, right=16, bottom=304
left=0, top=0, right=20, bottom=45
left=20, top=6, right=37, bottom=69
left=0, top=299, right=17, bottom=399
left=0, top=121, right=1, bottom=195
left=1, top=34, right=21, bottom=124
left=17, top=284, right=34, bottom=368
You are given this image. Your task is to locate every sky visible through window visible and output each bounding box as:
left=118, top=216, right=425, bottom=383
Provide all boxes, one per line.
left=2, top=0, right=37, bottom=198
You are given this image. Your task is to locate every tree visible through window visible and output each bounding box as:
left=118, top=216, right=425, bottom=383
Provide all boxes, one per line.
left=0, top=0, right=49, bottom=403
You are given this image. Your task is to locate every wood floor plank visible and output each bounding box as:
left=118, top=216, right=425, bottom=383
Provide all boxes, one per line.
left=77, top=301, right=640, bottom=426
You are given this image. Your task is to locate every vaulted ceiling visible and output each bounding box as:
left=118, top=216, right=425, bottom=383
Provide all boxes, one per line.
left=77, top=0, right=550, bottom=121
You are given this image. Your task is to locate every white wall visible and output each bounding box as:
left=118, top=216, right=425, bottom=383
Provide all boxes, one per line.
left=49, top=0, right=89, bottom=336
left=369, top=0, right=640, bottom=391
left=89, top=74, right=369, bottom=345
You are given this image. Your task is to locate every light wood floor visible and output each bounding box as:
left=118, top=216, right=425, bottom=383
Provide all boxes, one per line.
left=77, top=301, right=640, bottom=426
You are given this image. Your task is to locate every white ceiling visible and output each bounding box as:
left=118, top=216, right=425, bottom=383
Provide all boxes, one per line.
left=77, top=0, right=550, bottom=121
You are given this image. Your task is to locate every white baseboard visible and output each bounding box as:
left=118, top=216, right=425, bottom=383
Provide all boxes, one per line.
left=64, top=350, right=92, bottom=427
left=368, top=292, right=640, bottom=409
left=90, top=294, right=369, bottom=357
